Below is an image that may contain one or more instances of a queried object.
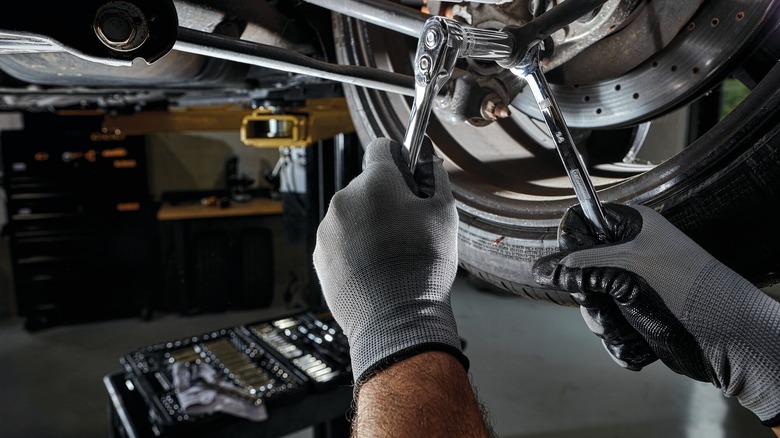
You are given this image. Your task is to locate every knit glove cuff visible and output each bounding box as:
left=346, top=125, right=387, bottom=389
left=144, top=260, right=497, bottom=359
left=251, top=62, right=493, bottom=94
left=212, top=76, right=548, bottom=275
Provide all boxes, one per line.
left=326, top=256, right=467, bottom=385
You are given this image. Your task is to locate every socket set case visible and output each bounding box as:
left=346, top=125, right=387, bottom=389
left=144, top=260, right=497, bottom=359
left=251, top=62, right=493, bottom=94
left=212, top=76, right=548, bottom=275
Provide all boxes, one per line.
left=245, top=312, right=351, bottom=391
left=119, top=311, right=352, bottom=436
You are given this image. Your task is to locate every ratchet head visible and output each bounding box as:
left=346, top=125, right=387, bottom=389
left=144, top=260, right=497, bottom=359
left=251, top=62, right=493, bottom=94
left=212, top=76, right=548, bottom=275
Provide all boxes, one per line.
left=403, top=17, right=463, bottom=173
left=404, top=17, right=518, bottom=172
left=414, top=17, right=517, bottom=88
left=414, top=17, right=463, bottom=90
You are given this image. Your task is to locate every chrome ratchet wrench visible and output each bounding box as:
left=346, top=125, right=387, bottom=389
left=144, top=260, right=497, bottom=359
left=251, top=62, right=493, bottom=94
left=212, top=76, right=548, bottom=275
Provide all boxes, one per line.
left=402, top=16, right=514, bottom=172
left=402, top=12, right=611, bottom=242
left=509, top=43, right=611, bottom=242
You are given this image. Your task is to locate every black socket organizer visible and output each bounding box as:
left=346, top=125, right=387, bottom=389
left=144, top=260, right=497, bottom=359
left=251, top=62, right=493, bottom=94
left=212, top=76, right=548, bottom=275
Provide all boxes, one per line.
left=245, top=312, right=351, bottom=390
left=119, top=311, right=351, bottom=435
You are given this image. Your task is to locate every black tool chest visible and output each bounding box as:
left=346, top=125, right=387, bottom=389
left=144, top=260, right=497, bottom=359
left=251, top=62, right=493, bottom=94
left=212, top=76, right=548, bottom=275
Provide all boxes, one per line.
left=1, top=116, right=158, bottom=330
left=109, top=310, right=353, bottom=437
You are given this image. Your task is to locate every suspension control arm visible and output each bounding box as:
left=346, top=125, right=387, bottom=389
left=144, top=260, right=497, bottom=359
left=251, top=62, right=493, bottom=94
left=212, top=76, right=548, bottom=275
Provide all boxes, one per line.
left=174, top=28, right=415, bottom=97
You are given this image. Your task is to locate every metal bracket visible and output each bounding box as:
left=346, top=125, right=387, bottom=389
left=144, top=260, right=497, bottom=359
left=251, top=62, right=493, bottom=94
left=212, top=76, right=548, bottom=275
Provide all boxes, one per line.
left=240, top=98, right=355, bottom=148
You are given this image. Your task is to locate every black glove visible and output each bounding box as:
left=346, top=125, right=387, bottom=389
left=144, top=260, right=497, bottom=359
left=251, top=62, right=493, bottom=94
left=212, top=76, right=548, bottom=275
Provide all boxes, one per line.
left=533, top=203, right=780, bottom=426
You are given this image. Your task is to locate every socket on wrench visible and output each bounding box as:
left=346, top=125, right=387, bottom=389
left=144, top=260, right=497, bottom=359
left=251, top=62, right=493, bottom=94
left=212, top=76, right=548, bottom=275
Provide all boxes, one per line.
left=402, top=14, right=611, bottom=241
left=403, top=16, right=515, bottom=173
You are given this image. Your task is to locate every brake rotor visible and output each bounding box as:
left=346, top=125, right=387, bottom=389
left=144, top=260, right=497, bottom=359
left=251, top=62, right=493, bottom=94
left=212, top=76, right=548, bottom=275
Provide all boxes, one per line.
left=430, top=0, right=774, bottom=128
left=510, top=0, right=776, bottom=128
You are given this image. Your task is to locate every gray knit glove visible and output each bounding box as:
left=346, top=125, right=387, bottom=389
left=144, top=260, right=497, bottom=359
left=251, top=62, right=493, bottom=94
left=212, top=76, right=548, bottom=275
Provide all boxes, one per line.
left=533, top=204, right=780, bottom=426
left=313, top=137, right=467, bottom=385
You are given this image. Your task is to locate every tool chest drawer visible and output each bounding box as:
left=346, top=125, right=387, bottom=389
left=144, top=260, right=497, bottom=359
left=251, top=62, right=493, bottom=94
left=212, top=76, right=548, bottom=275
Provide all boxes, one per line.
left=1, top=116, right=158, bottom=331
left=6, top=192, right=154, bottom=227
left=1, top=130, right=148, bottom=189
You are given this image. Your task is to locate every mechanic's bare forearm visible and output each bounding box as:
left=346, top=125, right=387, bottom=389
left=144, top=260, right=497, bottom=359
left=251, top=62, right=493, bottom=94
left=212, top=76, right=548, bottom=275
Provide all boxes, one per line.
left=773, top=425, right=779, bottom=437
left=353, top=351, right=492, bottom=437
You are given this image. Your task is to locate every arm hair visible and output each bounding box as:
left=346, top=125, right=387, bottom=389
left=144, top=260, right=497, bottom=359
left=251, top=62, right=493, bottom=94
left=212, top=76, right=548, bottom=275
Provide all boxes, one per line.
left=351, top=351, right=495, bottom=437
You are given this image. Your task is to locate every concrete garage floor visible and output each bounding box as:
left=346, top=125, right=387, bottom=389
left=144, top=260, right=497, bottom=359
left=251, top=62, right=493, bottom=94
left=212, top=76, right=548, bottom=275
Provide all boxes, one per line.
left=0, top=270, right=776, bottom=438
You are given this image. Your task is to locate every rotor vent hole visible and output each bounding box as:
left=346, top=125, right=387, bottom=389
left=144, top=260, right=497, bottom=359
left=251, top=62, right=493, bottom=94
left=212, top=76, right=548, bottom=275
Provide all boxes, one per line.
left=671, top=65, right=678, bottom=72
left=687, top=22, right=696, bottom=31
left=736, top=11, right=745, bottom=20
left=584, top=96, right=590, bottom=102
left=652, top=61, right=659, bottom=68
left=692, top=67, right=700, bottom=74
left=711, top=18, right=720, bottom=27
left=595, top=108, right=602, bottom=114
left=614, top=84, right=621, bottom=91
left=633, top=93, right=640, bottom=99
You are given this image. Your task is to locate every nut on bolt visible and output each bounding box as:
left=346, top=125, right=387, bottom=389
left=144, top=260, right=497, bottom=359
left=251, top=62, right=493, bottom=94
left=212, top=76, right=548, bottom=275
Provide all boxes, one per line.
left=480, top=95, right=511, bottom=121
left=93, top=1, right=150, bottom=52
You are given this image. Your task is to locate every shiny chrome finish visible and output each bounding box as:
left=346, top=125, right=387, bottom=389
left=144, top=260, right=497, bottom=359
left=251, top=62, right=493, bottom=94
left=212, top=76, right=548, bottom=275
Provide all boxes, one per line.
left=302, top=0, right=429, bottom=37
left=511, top=44, right=610, bottom=242
left=403, top=3, right=617, bottom=173
left=401, top=1, right=617, bottom=171
left=404, top=17, right=516, bottom=172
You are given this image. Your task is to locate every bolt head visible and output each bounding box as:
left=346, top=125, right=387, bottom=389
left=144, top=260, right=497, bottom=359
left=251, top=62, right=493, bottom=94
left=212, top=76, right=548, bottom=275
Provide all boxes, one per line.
left=425, top=29, right=439, bottom=49
left=418, top=56, right=431, bottom=72
left=100, top=13, right=134, bottom=44
left=93, top=1, right=149, bottom=52
left=480, top=96, right=511, bottom=121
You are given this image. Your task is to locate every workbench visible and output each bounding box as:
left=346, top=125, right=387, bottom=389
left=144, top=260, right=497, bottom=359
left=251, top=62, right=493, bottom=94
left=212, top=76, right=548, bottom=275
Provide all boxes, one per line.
left=157, top=197, right=283, bottom=221
left=157, top=197, right=285, bottom=315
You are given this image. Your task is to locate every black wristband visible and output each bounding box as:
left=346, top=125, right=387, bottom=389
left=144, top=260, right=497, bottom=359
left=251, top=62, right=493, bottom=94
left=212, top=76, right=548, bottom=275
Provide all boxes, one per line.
left=761, top=410, right=780, bottom=428
left=355, top=342, right=470, bottom=387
